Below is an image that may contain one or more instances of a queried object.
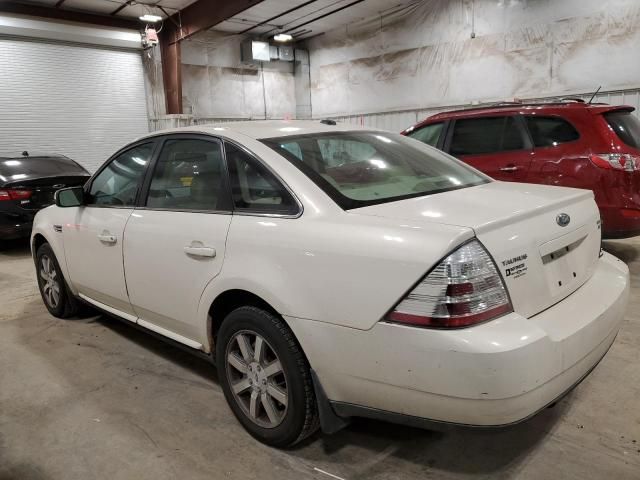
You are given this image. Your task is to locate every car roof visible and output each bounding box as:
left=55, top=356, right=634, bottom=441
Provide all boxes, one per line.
left=422, top=102, right=635, bottom=122
left=137, top=120, right=378, bottom=143
left=0, top=154, right=71, bottom=160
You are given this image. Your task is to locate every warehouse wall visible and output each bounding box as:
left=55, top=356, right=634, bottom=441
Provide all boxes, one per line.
left=307, top=0, right=640, bottom=126
left=179, top=31, right=297, bottom=121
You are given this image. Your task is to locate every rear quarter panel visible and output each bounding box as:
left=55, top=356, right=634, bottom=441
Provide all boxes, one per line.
left=196, top=212, right=473, bottom=336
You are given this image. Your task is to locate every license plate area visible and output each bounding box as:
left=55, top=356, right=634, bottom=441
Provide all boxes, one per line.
left=539, top=226, right=593, bottom=296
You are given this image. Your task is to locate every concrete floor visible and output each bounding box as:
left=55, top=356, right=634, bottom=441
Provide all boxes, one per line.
left=1, top=239, right=639, bottom=480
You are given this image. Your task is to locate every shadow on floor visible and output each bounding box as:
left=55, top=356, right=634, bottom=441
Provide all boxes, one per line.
left=604, top=240, right=639, bottom=264
left=0, top=238, right=31, bottom=257
left=78, top=310, right=563, bottom=477
left=93, top=312, right=219, bottom=384
left=293, top=401, right=564, bottom=477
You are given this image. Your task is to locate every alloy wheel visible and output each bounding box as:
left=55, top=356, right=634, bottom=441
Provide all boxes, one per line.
left=225, top=330, right=289, bottom=428
left=40, top=255, right=60, bottom=309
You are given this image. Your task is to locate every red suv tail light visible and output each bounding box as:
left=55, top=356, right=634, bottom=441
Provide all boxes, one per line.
left=0, top=189, right=33, bottom=201
left=387, top=240, right=512, bottom=328
left=589, top=153, right=640, bottom=172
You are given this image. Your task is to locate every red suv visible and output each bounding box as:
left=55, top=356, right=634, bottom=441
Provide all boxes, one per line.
left=402, top=101, right=640, bottom=238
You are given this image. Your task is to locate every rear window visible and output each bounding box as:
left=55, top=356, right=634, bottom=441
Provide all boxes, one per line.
left=262, top=131, right=489, bottom=210
left=0, top=156, right=87, bottom=178
left=450, top=116, right=524, bottom=156
left=605, top=111, right=640, bottom=149
left=406, top=122, right=444, bottom=147
left=524, top=116, right=580, bottom=147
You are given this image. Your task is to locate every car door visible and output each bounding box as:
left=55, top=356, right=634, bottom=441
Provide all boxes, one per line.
left=63, top=141, right=155, bottom=315
left=521, top=114, right=584, bottom=187
left=445, top=115, right=532, bottom=182
left=122, top=135, right=232, bottom=346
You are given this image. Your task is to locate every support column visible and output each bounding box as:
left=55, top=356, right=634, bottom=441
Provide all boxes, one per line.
left=160, top=28, right=182, bottom=115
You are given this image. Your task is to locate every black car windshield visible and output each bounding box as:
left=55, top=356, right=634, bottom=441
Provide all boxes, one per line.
left=0, top=157, right=87, bottom=179
left=261, top=131, right=489, bottom=209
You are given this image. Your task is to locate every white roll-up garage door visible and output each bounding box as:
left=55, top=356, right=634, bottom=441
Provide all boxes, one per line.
left=0, top=37, right=149, bottom=172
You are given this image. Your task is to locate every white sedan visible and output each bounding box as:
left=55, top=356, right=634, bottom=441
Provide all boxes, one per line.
left=31, top=120, right=629, bottom=447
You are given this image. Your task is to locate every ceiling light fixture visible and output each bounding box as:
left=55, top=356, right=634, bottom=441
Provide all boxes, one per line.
left=274, top=33, right=293, bottom=42
left=139, top=14, right=162, bottom=22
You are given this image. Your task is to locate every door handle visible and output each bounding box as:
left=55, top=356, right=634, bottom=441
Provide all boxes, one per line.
left=499, top=165, right=519, bottom=172
left=97, top=233, right=117, bottom=244
left=184, top=245, right=216, bottom=258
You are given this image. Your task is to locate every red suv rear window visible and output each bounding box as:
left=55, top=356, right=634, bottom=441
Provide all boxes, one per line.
left=605, top=111, right=640, bottom=149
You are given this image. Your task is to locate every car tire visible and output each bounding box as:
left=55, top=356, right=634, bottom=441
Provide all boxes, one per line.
left=216, top=306, right=319, bottom=447
left=36, top=243, right=80, bottom=318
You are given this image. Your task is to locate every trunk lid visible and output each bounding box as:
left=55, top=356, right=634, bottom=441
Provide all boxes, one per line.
left=3, top=175, right=89, bottom=210
left=351, top=181, right=602, bottom=318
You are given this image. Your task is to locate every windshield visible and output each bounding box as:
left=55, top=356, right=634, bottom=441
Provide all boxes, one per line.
left=605, top=111, right=640, bottom=149
left=0, top=156, right=87, bottom=178
left=261, top=131, right=489, bottom=209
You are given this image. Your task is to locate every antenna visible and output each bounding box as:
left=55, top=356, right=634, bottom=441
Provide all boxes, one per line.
left=588, top=86, right=602, bottom=104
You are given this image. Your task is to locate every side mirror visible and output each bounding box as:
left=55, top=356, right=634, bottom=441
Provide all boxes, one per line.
left=55, top=186, right=85, bottom=208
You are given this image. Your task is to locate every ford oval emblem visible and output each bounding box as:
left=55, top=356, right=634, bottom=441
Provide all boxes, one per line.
left=556, top=213, right=571, bottom=227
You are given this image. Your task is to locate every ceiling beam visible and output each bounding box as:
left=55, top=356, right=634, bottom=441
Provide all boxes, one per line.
left=110, top=2, right=131, bottom=17
left=160, top=0, right=265, bottom=114
left=282, top=0, right=366, bottom=34
left=163, top=0, right=266, bottom=44
left=0, top=1, right=139, bottom=30
left=238, top=0, right=318, bottom=35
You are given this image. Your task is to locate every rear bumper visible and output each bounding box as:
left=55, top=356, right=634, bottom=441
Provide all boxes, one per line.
left=289, top=252, right=629, bottom=427
left=0, top=215, right=33, bottom=240
left=330, top=334, right=614, bottom=430
left=600, top=206, right=640, bottom=238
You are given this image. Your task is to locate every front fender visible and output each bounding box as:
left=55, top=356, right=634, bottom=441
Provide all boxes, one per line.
left=30, top=207, right=77, bottom=294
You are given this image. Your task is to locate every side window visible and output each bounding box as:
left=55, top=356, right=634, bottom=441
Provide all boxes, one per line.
left=88, top=143, right=152, bottom=206
left=280, top=142, right=304, bottom=160
left=225, top=142, right=299, bottom=215
left=450, top=116, right=524, bottom=156
left=407, top=122, right=443, bottom=147
left=146, top=139, right=226, bottom=211
left=525, top=116, right=580, bottom=147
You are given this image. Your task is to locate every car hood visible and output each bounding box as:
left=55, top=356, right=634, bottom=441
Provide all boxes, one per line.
left=350, top=181, right=602, bottom=318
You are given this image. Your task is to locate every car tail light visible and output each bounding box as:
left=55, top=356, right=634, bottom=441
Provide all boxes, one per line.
left=621, top=209, right=640, bottom=218
left=589, top=153, right=640, bottom=172
left=387, top=240, right=512, bottom=328
left=0, top=189, right=32, bottom=201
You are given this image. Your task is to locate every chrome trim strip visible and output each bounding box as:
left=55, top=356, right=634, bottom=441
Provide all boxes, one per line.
left=137, top=319, right=204, bottom=350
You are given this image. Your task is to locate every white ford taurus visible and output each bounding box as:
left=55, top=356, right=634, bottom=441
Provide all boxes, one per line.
left=31, top=120, right=629, bottom=447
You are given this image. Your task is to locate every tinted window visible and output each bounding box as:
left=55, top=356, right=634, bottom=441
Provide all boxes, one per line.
left=450, top=116, right=524, bottom=156
left=225, top=142, right=299, bottom=215
left=88, top=143, right=152, bottom=206
left=407, top=123, right=443, bottom=147
left=146, top=139, right=226, bottom=211
left=525, top=116, right=580, bottom=147
left=262, top=132, right=488, bottom=210
left=0, top=156, right=87, bottom=178
left=605, top=111, right=640, bottom=148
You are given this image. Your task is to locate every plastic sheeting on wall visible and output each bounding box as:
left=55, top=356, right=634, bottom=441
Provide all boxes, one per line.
left=331, top=87, right=640, bottom=133
left=179, top=31, right=297, bottom=120
left=307, top=0, right=640, bottom=119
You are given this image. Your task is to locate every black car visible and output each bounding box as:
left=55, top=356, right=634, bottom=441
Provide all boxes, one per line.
left=0, top=154, right=90, bottom=241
